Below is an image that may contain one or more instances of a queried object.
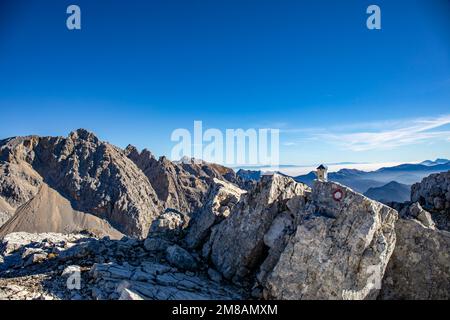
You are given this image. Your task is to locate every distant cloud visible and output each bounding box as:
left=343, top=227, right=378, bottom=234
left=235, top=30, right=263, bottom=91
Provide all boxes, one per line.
left=311, top=115, right=450, bottom=152
left=283, top=142, right=297, bottom=146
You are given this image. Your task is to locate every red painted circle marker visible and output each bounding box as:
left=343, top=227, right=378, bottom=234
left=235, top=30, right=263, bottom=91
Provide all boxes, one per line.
left=333, top=189, right=344, bottom=201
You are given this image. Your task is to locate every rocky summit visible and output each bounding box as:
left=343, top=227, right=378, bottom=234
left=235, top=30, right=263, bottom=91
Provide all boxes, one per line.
left=0, top=130, right=449, bottom=300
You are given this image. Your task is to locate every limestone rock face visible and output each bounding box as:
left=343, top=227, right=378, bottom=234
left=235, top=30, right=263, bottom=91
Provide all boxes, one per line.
left=400, top=202, right=435, bottom=229
left=265, top=181, right=398, bottom=300
left=0, top=130, right=162, bottom=238
left=380, top=218, right=450, bottom=300
left=411, top=171, right=450, bottom=230
left=185, top=178, right=246, bottom=249
left=206, top=174, right=310, bottom=282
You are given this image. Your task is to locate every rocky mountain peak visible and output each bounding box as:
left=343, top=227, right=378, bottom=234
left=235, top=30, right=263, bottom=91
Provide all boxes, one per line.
left=124, top=144, right=139, bottom=156
left=68, top=129, right=99, bottom=144
left=0, top=130, right=163, bottom=238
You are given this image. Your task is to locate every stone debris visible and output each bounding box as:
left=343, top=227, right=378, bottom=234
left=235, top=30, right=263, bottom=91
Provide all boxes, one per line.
left=0, top=232, right=244, bottom=300
left=143, top=237, right=171, bottom=252
left=206, top=174, right=310, bottom=283
left=185, top=179, right=245, bottom=249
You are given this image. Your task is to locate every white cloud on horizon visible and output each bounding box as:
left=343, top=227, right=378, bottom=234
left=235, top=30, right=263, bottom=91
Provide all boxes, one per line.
left=309, top=115, right=450, bottom=152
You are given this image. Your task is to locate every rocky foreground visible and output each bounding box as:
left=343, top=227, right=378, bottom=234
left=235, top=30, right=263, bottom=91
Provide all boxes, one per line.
left=1, top=172, right=449, bottom=300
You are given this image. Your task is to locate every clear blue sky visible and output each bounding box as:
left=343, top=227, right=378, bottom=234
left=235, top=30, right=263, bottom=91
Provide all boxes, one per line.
left=0, top=0, right=449, bottom=165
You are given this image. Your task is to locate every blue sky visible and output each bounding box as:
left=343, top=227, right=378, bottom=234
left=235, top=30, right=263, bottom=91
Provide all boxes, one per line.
left=0, top=0, right=449, bottom=166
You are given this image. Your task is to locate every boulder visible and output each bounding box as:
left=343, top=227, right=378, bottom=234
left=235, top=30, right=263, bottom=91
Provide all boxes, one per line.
left=206, top=174, right=310, bottom=282
left=185, top=179, right=245, bottom=249
left=403, top=202, right=435, bottom=229
left=148, top=211, right=187, bottom=240
left=411, top=171, right=450, bottom=231
left=165, top=245, right=198, bottom=271
left=380, top=218, right=450, bottom=300
left=125, top=148, right=251, bottom=217
left=0, top=232, right=87, bottom=256
left=265, top=181, right=398, bottom=300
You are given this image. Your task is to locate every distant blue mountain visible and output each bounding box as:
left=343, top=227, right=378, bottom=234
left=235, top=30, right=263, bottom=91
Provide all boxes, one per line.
left=294, top=170, right=385, bottom=193
left=236, top=169, right=262, bottom=182
left=364, top=181, right=411, bottom=203
left=294, top=159, right=450, bottom=193
left=420, top=158, right=449, bottom=166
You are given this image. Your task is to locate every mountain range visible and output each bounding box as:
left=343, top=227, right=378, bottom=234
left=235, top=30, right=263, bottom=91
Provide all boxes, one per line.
left=295, top=160, right=450, bottom=191
left=237, top=159, right=450, bottom=203
left=0, top=129, right=449, bottom=301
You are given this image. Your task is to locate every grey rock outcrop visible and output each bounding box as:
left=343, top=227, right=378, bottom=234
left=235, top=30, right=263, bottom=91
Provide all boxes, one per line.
left=379, top=178, right=450, bottom=299
left=265, top=181, right=398, bottom=300
left=206, top=174, right=310, bottom=283
left=411, top=171, right=450, bottom=230
left=380, top=218, right=450, bottom=300
left=0, top=211, right=11, bottom=228
left=2, top=130, right=450, bottom=300
left=185, top=178, right=246, bottom=249
left=125, top=147, right=199, bottom=214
